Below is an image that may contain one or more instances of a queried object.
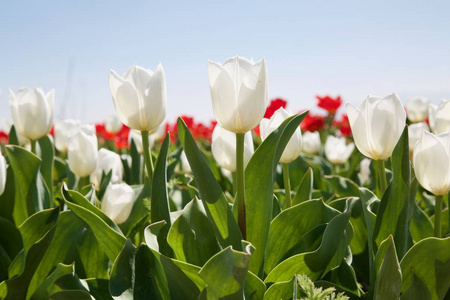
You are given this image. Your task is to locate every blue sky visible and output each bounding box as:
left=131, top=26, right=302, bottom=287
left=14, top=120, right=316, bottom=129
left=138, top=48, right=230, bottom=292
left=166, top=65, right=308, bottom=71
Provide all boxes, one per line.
left=1, top=0, right=449, bottom=124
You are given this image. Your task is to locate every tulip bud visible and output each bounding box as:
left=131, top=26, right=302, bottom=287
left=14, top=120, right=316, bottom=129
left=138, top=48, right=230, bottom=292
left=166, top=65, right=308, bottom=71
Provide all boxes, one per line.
left=90, top=148, right=124, bottom=188
left=208, top=56, right=268, bottom=133
left=104, top=114, right=123, bottom=134
left=358, top=158, right=371, bottom=184
left=8, top=87, right=54, bottom=140
left=260, top=108, right=302, bottom=163
left=429, top=100, right=450, bottom=135
left=413, top=131, right=450, bottom=196
left=211, top=124, right=254, bottom=172
left=302, top=131, right=321, bottom=155
left=101, top=183, right=135, bottom=224
left=324, top=135, right=355, bottom=165
left=128, top=129, right=154, bottom=154
left=0, top=153, right=6, bottom=196
left=408, top=122, right=429, bottom=152
left=109, top=65, right=166, bottom=132
left=406, top=97, right=429, bottom=123
left=67, top=125, right=98, bottom=177
left=346, top=93, right=406, bottom=160
left=54, top=119, right=81, bottom=152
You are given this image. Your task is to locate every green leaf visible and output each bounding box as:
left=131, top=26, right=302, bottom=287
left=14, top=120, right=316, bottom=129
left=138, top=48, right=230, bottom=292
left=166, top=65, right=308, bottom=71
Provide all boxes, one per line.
left=30, top=263, right=74, bottom=300
left=37, top=135, right=55, bottom=201
left=373, top=127, right=412, bottom=259
left=400, top=237, right=450, bottom=300
left=167, top=198, right=221, bottom=266
left=199, top=245, right=252, bottom=299
left=325, top=175, right=360, bottom=198
left=245, top=112, right=307, bottom=276
left=62, top=186, right=126, bottom=262
left=151, top=134, right=173, bottom=257
left=2, top=208, right=59, bottom=300
left=263, top=277, right=296, bottom=300
left=49, top=291, right=93, bottom=300
left=177, top=118, right=242, bottom=250
left=8, top=125, right=20, bottom=145
left=264, top=199, right=340, bottom=275
left=0, top=166, right=15, bottom=223
left=244, top=271, right=266, bottom=299
left=292, top=167, right=313, bottom=205
left=0, top=217, right=23, bottom=281
left=109, top=240, right=170, bottom=300
left=6, top=145, right=47, bottom=225
left=120, top=183, right=151, bottom=238
left=264, top=212, right=353, bottom=284
left=410, top=201, right=434, bottom=242
left=374, top=235, right=402, bottom=300
left=130, top=139, right=142, bottom=185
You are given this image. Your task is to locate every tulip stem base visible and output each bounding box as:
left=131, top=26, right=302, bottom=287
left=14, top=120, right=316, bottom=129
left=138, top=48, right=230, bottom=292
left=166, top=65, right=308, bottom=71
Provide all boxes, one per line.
left=374, top=159, right=387, bottom=198
left=235, top=133, right=246, bottom=239
left=435, top=195, right=443, bottom=238
left=283, top=163, right=292, bottom=209
left=141, top=131, right=154, bottom=183
left=31, top=140, right=37, bottom=155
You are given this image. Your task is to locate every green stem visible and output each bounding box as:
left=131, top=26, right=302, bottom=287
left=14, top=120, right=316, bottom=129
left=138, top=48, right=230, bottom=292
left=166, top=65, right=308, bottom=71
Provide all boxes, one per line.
left=30, top=139, right=37, bottom=154
left=375, top=159, right=387, bottom=198
left=435, top=195, right=443, bottom=238
left=141, top=130, right=154, bottom=183
left=235, top=133, right=246, bottom=239
left=283, top=163, right=292, bottom=209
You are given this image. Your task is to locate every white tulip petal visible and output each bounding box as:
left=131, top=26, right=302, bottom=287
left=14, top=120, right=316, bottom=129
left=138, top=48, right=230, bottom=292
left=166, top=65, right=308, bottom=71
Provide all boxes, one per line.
left=0, top=154, right=6, bottom=196
left=210, top=70, right=238, bottom=132
left=142, top=64, right=166, bottom=131
left=102, top=183, right=135, bottom=224
left=114, top=81, right=142, bottom=130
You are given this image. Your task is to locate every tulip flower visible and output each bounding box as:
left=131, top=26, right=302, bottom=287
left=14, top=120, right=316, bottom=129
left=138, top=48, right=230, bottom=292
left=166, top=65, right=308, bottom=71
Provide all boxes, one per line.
left=346, top=93, right=406, bottom=160
left=0, top=153, right=6, bottom=196
left=208, top=56, right=267, bottom=237
left=67, top=124, right=98, bottom=178
left=406, top=97, right=429, bottom=123
left=324, top=135, right=355, bottom=165
left=302, top=131, right=321, bottom=155
left=105, top=114, right=123, bottom=134
left=260, top=107, right=302, bottom=164
left=428, top=100, right=450, bottom=135
left=109, top=64, right=166, bottom=132
left=347, top=93, right=406, bottom=197
left=208, top=56, right=267, bottom=133
left=54, top=119, right=81, bottom=153
left=211, top=124, right=254, bottom=172
left=413, top=131, right=450, bottom=237
left=101, top=183, right=135, bottom=225
left=408, top=122, right=429, bottom=152
left=8, top=87, right=54, bottom=143
left=90, top=148, right=124, bottom=189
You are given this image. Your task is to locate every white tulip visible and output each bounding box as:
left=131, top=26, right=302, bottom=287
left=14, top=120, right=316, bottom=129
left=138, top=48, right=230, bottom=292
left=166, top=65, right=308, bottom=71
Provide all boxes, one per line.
left=302, top=131, right=321, bottom=155
left=408, top=122, right=429, bottom=152
left=406, top=97, right=429, bottom=123
left=211, top=124, right=254, bottom=172
left=260, top=108, right=302, bottom=163
left=413, top=131, right=450, bottom=195
left=128, top=129, right=154, bottom=154
left=101, top=183, right=135, bottom=224
left=324, top=135, right=355, bottom=165
left=109, top=65, right=166, bottom=132
left=67, top=125, right=98, bottom=177
left=8, top=87, right=54, bottom=140
left=0, top=153, right=6, bottom=196
left=104, top=114, right=123, bottom=134
left=54, top=119, right=81, bottom=152
left=358, top=158, right=371, bottom=184
left=90, top=148, right=124, bottom=188
left=208, top=56, right=268, bottom=133
left=429, top=100, right=450, bottom=135
left=346, top=93, right=406, bottom=160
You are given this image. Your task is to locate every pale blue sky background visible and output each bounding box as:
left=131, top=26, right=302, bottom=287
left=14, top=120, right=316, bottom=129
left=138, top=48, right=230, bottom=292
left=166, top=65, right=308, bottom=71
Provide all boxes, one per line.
left=1, top=0, right=449, bottom=125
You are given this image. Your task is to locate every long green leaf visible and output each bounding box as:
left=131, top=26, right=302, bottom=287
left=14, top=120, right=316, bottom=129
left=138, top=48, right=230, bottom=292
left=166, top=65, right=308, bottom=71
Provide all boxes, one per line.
left=374, top=235, right=402, bottom=300
left=264, top=212, right=353, bottom=284
left=292, top=167, right=313, bottom=205
left=37, top=135, right=54, bottom=201
left=245, top=112, right=307, bottom=276
left=373, top=127, right=412, bottom=259
left=177, top=118, right=242, bottom=250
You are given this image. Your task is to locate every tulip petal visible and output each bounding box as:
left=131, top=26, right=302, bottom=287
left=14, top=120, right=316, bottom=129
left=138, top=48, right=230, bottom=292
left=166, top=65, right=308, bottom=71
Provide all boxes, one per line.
left=142, top=64, right=166, bottom=131
left=346, top=103, right=373, bottom=159
left=414, top=131, right=450, bottom=195
left=110, top=72, right=142, bottom=130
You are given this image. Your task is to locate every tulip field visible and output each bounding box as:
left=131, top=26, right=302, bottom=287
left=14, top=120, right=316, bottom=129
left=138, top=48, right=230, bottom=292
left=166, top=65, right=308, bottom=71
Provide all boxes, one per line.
left=1, top=57, right=450, bottom=299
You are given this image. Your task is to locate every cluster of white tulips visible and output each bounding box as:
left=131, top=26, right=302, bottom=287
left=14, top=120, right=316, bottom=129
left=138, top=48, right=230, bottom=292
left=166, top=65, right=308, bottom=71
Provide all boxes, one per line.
left=1, top=55, right=450, bottom=235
